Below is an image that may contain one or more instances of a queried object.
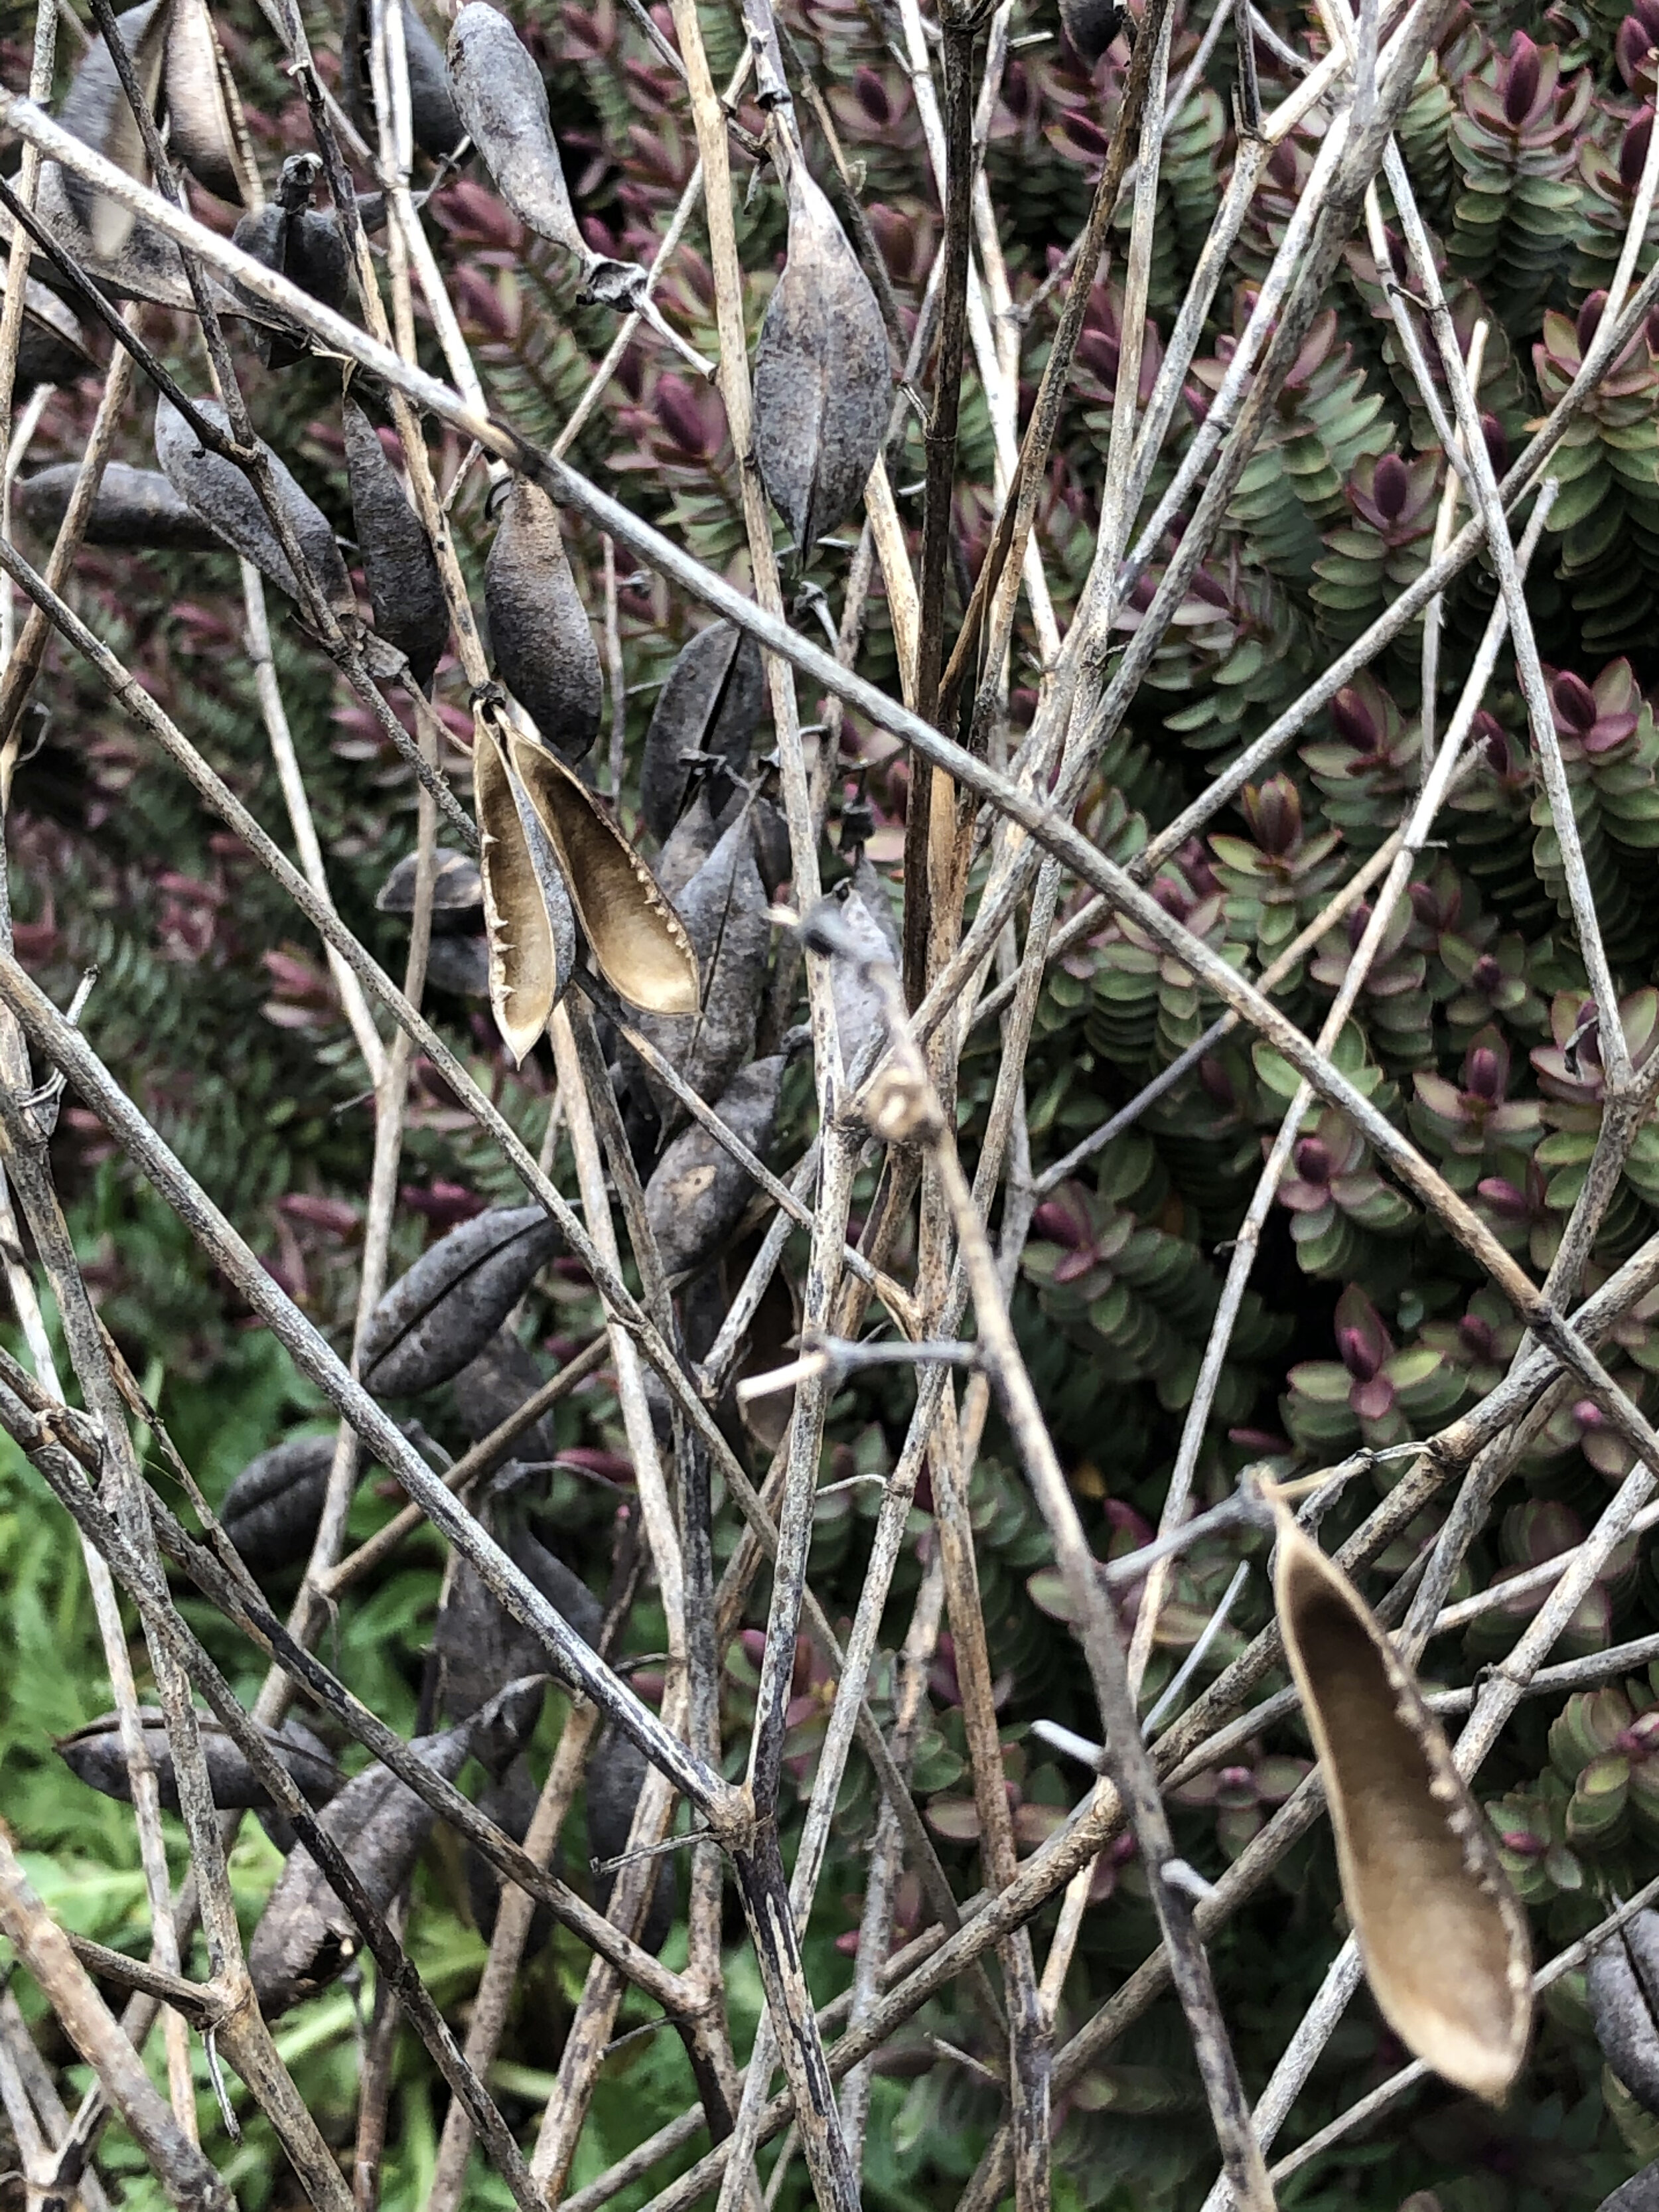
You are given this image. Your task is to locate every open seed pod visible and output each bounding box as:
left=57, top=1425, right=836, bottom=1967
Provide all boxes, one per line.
left=153, top=393, right=355, bottom=621
left=474, top=716, right=578, bottom=1063
left=160, top=0, right=254, bottom=204
left=450, top=1328, right=559, bottom=1467
left=643, top=1053, right=784, bottom=1281
left=343, top=398, right=449, bottom=689
left=753, top=162, right=890, bottom=556
left=16, top=461, right=218, bottom=550
left=630, top=809, right=768, bottom=1125
left=640, top=620, right=766, bottom=842
left=447, top=4, right=587, bottom=263
left=233, top=156, right=352, bottom=370
left=360, top=1202, right=563, bottom=1398
left=485, top=479, right=601, bottom=763
left=0, top=273, right=96, bottom=398
left=1597, top=2165, right=1659, bottom=2212
left=247, top=1676, right=541, bottom=2017
left=56, top=1708, right=340, bottom=1812
left=54, top=0, right=174, bottom=261
left=341, top=0, right=465, bottom=163
left=1589, top=1909, right=1659, bottom=2114
left=1271, top=1502, right=1532, bottom=2101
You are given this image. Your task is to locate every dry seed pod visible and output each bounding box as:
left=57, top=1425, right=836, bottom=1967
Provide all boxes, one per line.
left=425, top=934, right=490, bottom=996
left=753, top=165, right=889, bottom=555
left=376, top=847, right=482, bottom=915
left=644, top=1054, right=784, bottom=1280
left=729, top=1240, right=800, bottom=1453
left=0, top=274, right=96, bottom=398
left=640, top=621, right=766, bottom=843
left=1589, top=1910, right=1659, bottom=2114
left=56, top=1708, right=340, bottom=1811
left=343, top=398, right=449, bottom=689
left=474, top=719, right=578, bottom=1063
left=153, top=393, right=354, bottom=621
left=589, top=1722, right=676, bottom=1954
left=233, top=156, right=351, bottom=370
left=654, top=782, right=721, bottom=903
left=360, top=1203, right=563, bottom=1398
left=830, top=859, right=901, bottom=1082
left=342, top=0, right=465, bottom=163
left=435, top=1483, right=603, bottom=1726
left=447, top=5, right=586, bottom=261
left=451, top=1328, right=559, bottom=1466
left=503, top=719, right=699, bottom=1016
left=17, top=461, right=219, bottom=551
left=1272, top=1504, right=1532, bottom=2101
left=1058, top=0, right=1128, bottom=63
left=633, top=812, right=769, bottom=1125
left=56, top=0, right=173, bottom=261
left=466, top=1753, right=553, bottom=1945
left=1598, top=2165, right=1659, bottom=2212
left=222, top=1433, right=349, bottom=1575
left=485, top=480, right=601, bottom=763
left=247, top=1678, right=540, bottom=2016
left=161, top=0, right=252, bottom=204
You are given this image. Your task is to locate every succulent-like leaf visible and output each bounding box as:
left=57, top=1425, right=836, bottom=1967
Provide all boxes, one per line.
left=643, top=1053, right=784, bottom=1279
left=56, top=0, right=173, bottom=261
left=16, top=461, right=217, bottom=550
left=474, top=717, right=577, bottom=1063
left=56, top=1708, right=340, bottom=1811
left=1272, top=1503, right=1532, bottom=2101
left=343, top=398, right=449, bottom=689
left=342, top=0, right=464, bottom=163
left=639, top=620, right=766, bottom=842
left=1589, top=1911, right=1659, bottom=2114
left=447, top=3, right=586, bottom=260
left=753, top=163, right=889, bottom=553
left=153, top=392, right=354, bottom=619
left=360, top=1202, right=563, bottom=1397
left=484, top=479, right=602, bottom=762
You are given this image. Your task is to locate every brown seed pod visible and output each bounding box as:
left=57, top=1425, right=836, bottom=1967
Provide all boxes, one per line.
left=639, top=620, right=766, bottom=843
left=343, top=398, right=449, bottom=689
left=1589, top=1910, right=1659, bottom=2115
left=160, top=0, right=253, bottom=204
left=474, top=718, right=578, bottom=1064
left=753, top=163, right=890, bottom=555
left=153, top=393, right=355, bottom=621
left=485, top=479, right=602, bottom=763
left=450, top=1328, right=559, bottom=1467
left=446, top=4, right=586, bottom=262
left=247, top=1677, right=541, bottom=2017
left=503, top=718, right=701, bottom=1017
left=56, top=1708, right=340, bottom=1812
left=341, top=0, right=465, bottom=163
left=232, top=157, right=351, bottom=370
left=643, top=1053, right=784, bottom=1280
left=0, top=273, right=96, bottom=399
left=15, top=461, right=219, bottom=550
left=632, top=812, right=770, bottom=1125
left=56, top=0, right=174, bottom=261
left=1597, top=2164, right=1659, bottom=2212
left=1271, top=1503, right=1532, bottom=2101
left=360, top=1203, right=563, bottom=1398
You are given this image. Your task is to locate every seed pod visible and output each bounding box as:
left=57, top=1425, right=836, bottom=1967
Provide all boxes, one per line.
left=0, top=274, right=96, bottom=398
left=247, top=1677, right=540, bottom=2016
left=654, top=782, right=721, bottom=903
left=360, top=1203, right=563, bottom=1398
left=466, top=1753, right=555, bottom=1947
left=56, top=0, right=173, bottom=261
left=831, top=857, right=901, bottom=1082
left=485, top=480, right=601, bottom=763
left=435, top=1484, right=603, bottom=1727
left=161, top=0, right=253, bottom=204
left=56, top=1708, right=340, bottom=1811
left=451, top=1328, right=559, bottom=1467
left=729, top=1238, right=800, bottom=1455
left=1058, top=0, right=1127, bottom=63
left=1271, top=1503, right=1532, bottom=2101
left=502, top=717, right=700, bottom=1017
left=1589, top=1911, right=1659, bottom=2114
left=425, top=934, right=490, bottom=996
left=232, top=156, right=351, bottom=369
left=753, top=164, right=889, bottom=555
left=474, top=719, right=578, bottom=1063
left=632, top=812, right=769, bottom=1126
left=644, top=1054, right=783, bottom=1280
left=640, top=622, right=766, bottom=843
left=589, top=1722, right=675, bottom=1954
left=16, top=461, right=218, bottom=551
left=376, top=848, right=482, bottom=916
left=344, top=399, right=449, bottom=689
left=751, top=792, right=792, bottom=900
left=1598, top=2164, right=1659, bottom=2212
left=153, top=393, right=354, bottom=621
left=447, top=4, right=586, bottom=262
left=222, top=1434, right=348, bottom=1575
left=342, top=0, right=465, bottom=163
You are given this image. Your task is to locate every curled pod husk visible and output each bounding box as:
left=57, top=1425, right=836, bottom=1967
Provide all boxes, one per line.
left=830, top=857, right=901, bottom=1082
left=56, top=0, right=174, bottom=261
left=485, top=480, right=601, bottom=763
left=232, top=157, right=350, bottom=369
left=752, top=164, right=889, bottom=554
left=446, top=4, right=586, bottom=260
left=360, top=1202, right=563, bottom=1398
left=1598, top=2164, right=1659, bottom=2212
left=56, top=1708, right=340, bottom=1811
left=589, top=1722, right=676, bottom=1954
left=474, top=717, right=578, bottom=1063
left=450, top=1328, right=558, bottom=1465
left=639, top=621, right=766, bottom=842
left=343, top=398, right=449, bottom=689
left=1589, top=1911, right=1659, bottom=2114
left=435, top=1483, right=603, bottom=1726
left=504, top=718, right=699, bottom=1016
left=247, top=1676, right=540, bottom=2016
left=16, top=461, right=218, bottom=551
left=644, top=1053, right=784, bottom=1280
left=1058, top=0, right=1127, bottom=62
left=161, top=0, right=253, bottom=204
left=632, top=811, right=769, bottom=1125
left=1272, top=1505, right=1532, bottom=2101
left=376, top=846, right=482, bottom=916
left=153, top=393, right=354, bottom=621
left=0, top=273, right=96, bottom=398
left=341, top=0, right=464, bottom=163
left=222, top=1433, right=352, bottom=1575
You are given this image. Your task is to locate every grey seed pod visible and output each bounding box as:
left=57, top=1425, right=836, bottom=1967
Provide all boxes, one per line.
left=733, top=1248, right=800, bottom=1453
left=0, top=273, right=95, bottom=397
left=222, top=1434, right=347, bottom=1575
left=751, top=792, right=792, bottom=899
left=425, top=933, right=490, bottom=996
left=232, top=157, right=351, bottom=369
left=450, top=1328, right=558, bottom=1466
left=376, top=847, right=482, bottom=915
left=15, top=462, right=219, bottom=551
left=342, top=0, right=465, bottom=163
left=447, top=4, right=586, bottom=261
left=161, top=0, right=251, bottom=204
left=1058, top=0, right=1127, bottom=62
left=753, top=164, right=889, bottom=555
left=1590, top=1910, right=1659, bottom=2115
left=830, top=860, right=901, bottom=1084
left=360, top=1203, right=562, bottom=1398
left=247, top=1677, right=540, bottom=2017
left=644, top=1054, right=784, bottom=1280
left=643, top=1263, right=726, bottom=1444
left=1599, top=2164, right=1659, bottom=2212
left=486, top=480, right=601, bottom=763
left=640, top=621, right=766, bottom=843
left=633, top=811, right=770, bottom=1127
left=56, top=0, right=172, bottom=261
left=465, top=1753, right=555, bottom=1947
left=653, top=783, right=721, bottom=903
left=153, top=393, right=354, bottom=620
left=343, top=398, right=449, bottom=689
left=435, top=1485, right=603, bottom=1728
left=588, top=1723, right=675, bottom=1954
left=56, top=1708, right=340, bottom=1812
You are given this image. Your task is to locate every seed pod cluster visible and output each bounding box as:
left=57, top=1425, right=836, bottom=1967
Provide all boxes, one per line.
left=343, top=398, right=449, bottom=688
left=640, top=621, right=766, bottom=842
left=359, top=1203, right=563, bottom=1398
left=56, top=1708, right=340, bottom=1812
